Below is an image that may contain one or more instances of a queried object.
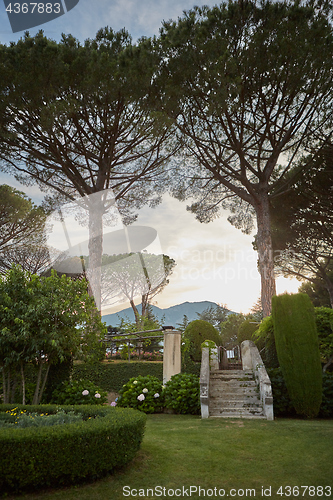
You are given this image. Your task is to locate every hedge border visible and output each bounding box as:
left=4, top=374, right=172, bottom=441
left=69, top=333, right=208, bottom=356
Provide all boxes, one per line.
left=0, top=404, right=146, bottom=493
left=72, top=361, right=163, bottom=392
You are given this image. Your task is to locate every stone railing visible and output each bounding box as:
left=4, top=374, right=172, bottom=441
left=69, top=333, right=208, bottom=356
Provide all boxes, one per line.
left=241, top=340, right=274, bottom=420
left=200, top=347, right=210, bottom=418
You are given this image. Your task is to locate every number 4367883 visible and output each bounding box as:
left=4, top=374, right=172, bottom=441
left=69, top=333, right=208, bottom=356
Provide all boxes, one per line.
left=6, top=3, right=61, bottom=14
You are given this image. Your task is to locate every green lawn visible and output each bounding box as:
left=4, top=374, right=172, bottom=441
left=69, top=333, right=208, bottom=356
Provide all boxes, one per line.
left=8, top=416, right=333, bottom=500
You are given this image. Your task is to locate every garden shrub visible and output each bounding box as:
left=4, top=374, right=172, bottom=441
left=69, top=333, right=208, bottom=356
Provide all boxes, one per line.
left=267, top=368, right=296, bottom=417
left=320, top=372, right=333, bottom=417
left=50, top=379, right=107, bottom=405
left=272, top=293, right=322, bottom=418
left=163, top=373, right=200, bottom=415
left=72, top=361, right=163, bottom=392
left=237, top=318, right=259, bottom=345
left=268, top=368, right=333, bottom=418
left=0, top=404, right=146, bottom=493
left=117, top=375, right=164, bottom=413
left=183, top=320, right=221, bottom=362
left=253, top=316, right=279, bottom=368
left=314, top=307, right=333, bottom=371
left=43, top=357, right=73, bottom=402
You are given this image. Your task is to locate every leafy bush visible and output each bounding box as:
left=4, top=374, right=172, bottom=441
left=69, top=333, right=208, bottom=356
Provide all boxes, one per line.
left=164, top=373, right=200, bottom=415
left=117, top=375, right=164, bottom=414
left=50, top=379, right=107, bottom=405
left=237, top=318, right=259, bottom=344
left=319, top=373, right=333, bottom=418
left=0, top=404, right=146, bottom=493
left=253, top=316, right=279, bottom=368
left=268, top=368, right=333, bottom=418
left=267, top=368, right=296, bottom=417
left=272, top=293, right=323, bottom=418
left=184, top=320, right=221, bottom=362
left=314, top=307, right=333, bottom=370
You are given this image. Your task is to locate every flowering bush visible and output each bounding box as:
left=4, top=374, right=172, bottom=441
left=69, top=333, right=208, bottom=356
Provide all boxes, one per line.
left=163, top=373, right=200, bottom=415
left=50, top=379, right=107, bottom=405
left=117, top=375, right=164, bottom=413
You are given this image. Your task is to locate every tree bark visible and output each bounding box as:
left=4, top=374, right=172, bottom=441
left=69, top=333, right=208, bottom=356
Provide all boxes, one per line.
left=33, top=361, right=43, bottom=405
left=255, top=194, right=277, bottom=317
left=2, top=368, right=8, bottom=404
left=38, top=363, right=50, bottom=404
left=88, top=193, right=104, bottom=313
left=20, top=361, right=26, bottom=405
left=323, top=276, right=333, bottom=309
left=129, top=299, right=141, bottom=327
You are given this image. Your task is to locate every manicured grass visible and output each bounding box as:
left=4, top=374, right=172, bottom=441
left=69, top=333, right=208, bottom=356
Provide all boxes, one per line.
left=7, top=416, right=333, bottom=500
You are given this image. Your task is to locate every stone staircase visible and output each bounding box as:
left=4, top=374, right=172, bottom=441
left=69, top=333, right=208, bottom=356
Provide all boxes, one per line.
left=209, top=369, right=265, bottom=419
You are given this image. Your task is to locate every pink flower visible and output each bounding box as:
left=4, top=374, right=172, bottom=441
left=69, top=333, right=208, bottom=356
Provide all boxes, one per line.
left=95, top=393, right=101, bottom=398
left=110, top=402, right=117, bottom=407
left=82, top=390, right=89, bottom=396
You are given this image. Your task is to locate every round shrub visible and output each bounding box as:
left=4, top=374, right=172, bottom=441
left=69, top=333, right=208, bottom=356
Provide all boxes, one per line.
left=0, top=404, right=146, bottom=493
left=50, top=379, right=107, bottom=405
left=117, top=375, right=164, bottom=413
left=164, top=373, right=200, bottom=415
left=184, top=320, right=221, bottom=362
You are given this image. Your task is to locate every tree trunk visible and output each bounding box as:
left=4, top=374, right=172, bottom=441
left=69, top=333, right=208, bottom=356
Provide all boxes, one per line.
left=130, top=299, right=141, bottom=327
left=32, top=361, right=43, bottom=405
left=323, top=276, right=333, bottom=308
left=38, top=363, right=50, bottom=404
left=88, top=193, right=104, bottom=313
left=20, top=361, right=26, bottom=405
left=323, top=355, right=333, bottom=373
left=2, top=368, right=8, bottom=404
left=255, top=195, right=277, bottom=317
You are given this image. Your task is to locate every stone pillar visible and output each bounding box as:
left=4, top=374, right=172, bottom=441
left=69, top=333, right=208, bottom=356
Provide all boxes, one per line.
left=241, top=340, right=252, bottom=370
left=163, top=329, right=181, bottom=384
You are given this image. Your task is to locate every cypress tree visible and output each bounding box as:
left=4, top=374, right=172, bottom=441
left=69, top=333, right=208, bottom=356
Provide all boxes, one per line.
left=272, top=293, right=322, bottom=418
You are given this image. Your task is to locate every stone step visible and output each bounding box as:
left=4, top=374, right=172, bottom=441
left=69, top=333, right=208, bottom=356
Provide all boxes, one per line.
left=208, top=368, right=265, bottom=419
left=210, top=397, right=261, bottom=406
left=210, top=401, right=263, bottom=409
left=209, top=411, right=266, bottom=419
left=210, top=391, right=259, bottom=400
left=210, top=370, right=253, bottom=378
left=210, top=382, right=257, bottom=390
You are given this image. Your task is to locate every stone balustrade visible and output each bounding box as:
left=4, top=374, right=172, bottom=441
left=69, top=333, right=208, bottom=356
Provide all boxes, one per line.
left=241, top=340, right=274, bottom=421
left=200, top=347, right=210, bottom=418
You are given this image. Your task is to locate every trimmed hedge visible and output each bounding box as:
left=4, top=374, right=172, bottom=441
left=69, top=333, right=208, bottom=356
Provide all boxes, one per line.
left=72, top=362, right=163, bottom=392
left=272, top=293, right=322, bottom=418
left=0, top=404, right=146, bottom=493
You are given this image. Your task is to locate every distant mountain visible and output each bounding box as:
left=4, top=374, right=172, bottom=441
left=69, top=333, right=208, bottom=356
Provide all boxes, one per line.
left=102, top=301, right=235, bottom=327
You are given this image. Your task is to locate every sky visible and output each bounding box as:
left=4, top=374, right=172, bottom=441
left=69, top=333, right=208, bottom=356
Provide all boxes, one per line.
left=0, top=0, right=301, bottom=314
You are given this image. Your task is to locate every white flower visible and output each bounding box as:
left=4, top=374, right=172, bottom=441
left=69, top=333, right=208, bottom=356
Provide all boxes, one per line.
left=137, top=394, right=145, bottom=401
left=154, top=393, right=160, bottom=398
left=95, top=393, right=101, bottom=398
left=142, top=388, right=148, bottom=393
left=82, top=390, right=89, bottom=396
left=133, top=380, right=138, bottom=384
